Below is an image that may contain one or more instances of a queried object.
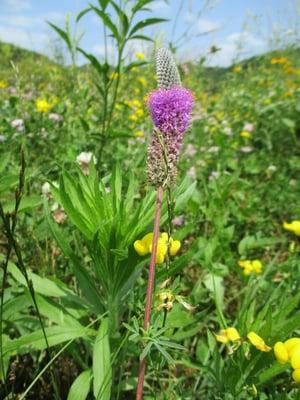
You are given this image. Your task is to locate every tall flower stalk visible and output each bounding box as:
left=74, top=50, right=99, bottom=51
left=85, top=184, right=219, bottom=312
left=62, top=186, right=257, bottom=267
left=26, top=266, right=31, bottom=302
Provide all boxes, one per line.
left=136, top=48, right=194, bottom=400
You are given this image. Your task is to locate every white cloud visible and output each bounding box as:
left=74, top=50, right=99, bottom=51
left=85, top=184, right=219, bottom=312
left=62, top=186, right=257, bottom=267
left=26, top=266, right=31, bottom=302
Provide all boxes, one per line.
left=0, top=25, right=48, bottom=53
left=0, top=12, right=63, bottom=28
left=207, top=32, right=266, bottom=66
left=179, top=31, right=266, bottom=67
left=197, top=19, right=222, bottom=33
left=1, top=0, right=31, bottom=12
left=149, top=1, right=170, bottom=11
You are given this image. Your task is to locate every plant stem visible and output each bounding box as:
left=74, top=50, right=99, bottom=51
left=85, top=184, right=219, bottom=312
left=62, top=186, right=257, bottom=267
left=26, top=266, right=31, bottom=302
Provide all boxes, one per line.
left=136, top=186, right=163, bottom=400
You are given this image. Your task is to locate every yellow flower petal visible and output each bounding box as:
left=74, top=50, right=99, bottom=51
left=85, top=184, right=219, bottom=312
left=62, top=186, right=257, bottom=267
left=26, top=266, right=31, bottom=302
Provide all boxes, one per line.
left=247, top=331, right=272, bottom=352
left=284, top=338, right=300, bottom=356
left=291, top=346, right=300, bottom=369
left=134, top=240, right=148, bottom=256
left=226, top=327, right=240, bottom=342
left=252, top=260, right=263, bottom=274
left=215, top=330, right=229, bottom=344
left=274, top=342, right=289, bottom=364
left=170, top=240, right=181, bottom=256
left=292, top=369, right=300, bottom=383
left=141, top=233, right=154, bottom=251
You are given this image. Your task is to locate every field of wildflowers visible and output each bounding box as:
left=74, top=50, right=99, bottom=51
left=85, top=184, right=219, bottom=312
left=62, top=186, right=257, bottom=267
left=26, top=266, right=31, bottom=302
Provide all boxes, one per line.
left=1, top=1, right=300, bottom=399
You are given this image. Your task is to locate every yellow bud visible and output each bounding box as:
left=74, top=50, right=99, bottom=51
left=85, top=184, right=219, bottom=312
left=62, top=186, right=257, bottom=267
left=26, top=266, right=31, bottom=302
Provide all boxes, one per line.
left=215, top=330, right=229, bottom=344
left=141, top=233, right=153, bottom=251
left=291, top=346, right=300, bottom=369
left=292, top=369, right=300, bottom=383
left=226, top=327, right=240, bottom=342
left=134, top=240, right=148, bottom=256
left=284, top=338, right=300, bottom=356
left=252, top=260, right=263, bottom=274
left=247, top=331, right=272, bottom=352
left=274, top=342, right=289, bottom=364
left=170, top=240, right=181, bottom=256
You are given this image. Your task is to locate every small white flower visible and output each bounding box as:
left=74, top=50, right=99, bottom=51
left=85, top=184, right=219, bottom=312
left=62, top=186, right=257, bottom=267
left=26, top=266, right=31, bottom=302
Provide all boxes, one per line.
left=42, top=182, right=51, bottom=196
left=223, top=127, right=233, bottom=136
left=49, top=113, right=63, bottom=122
left=76, top=152, right=96, bottom=175
left=267, top=165, right=277, bottom=172
left=207, top=146, right=219, bottom=153
left=240, top=146, right=253, bottom=153
left=185, top=143, right=196, bottom=157
left=11, top=118, right=24, bottom=132
left=243, top=123, right=255, bottom=132
left=209, top=171, right=220, bottom=181
left=76, top=152, right=94, bottom=164
left=187, top=166, right=196, bottom=180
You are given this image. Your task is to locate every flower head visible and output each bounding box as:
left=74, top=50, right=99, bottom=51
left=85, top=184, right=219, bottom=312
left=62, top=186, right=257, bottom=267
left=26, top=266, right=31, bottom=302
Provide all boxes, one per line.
left=215, top=327, right=241, bottom=344
left=148, top=86, right=194, bottom=135
left=238, top=259, right=263, bottom=276
left=134, top=232, right=181, bottom=264
left=283, top=221, right=300, bottom=236
left=135, top=52, right=145, bottom=60
left=247, top=331, right=271, bottom=352
left=36, top=98, right=53, bottom=113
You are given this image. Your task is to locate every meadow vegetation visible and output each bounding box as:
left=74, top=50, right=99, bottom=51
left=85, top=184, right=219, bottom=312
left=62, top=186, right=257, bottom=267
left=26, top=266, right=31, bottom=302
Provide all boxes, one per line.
left=1, top=1, right=300, bottom=399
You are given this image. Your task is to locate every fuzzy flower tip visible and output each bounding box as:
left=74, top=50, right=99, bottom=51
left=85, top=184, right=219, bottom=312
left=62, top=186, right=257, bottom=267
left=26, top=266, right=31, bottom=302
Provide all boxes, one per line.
left=148, top=86, right=194, bottom=135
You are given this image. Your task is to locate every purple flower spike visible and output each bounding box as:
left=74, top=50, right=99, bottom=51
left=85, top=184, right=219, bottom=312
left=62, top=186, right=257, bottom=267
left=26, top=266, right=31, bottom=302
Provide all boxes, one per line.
left=148, top=86, right=194, bottom=135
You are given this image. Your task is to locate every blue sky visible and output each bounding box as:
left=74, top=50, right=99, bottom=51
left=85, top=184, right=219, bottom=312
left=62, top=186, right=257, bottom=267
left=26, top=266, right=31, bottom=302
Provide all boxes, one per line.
left=0, top=0, right=298, bottom=66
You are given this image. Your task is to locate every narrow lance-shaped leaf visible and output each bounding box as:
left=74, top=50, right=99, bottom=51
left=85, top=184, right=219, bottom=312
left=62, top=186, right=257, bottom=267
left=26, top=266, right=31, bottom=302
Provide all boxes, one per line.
left=93, top=318, right=112, bottom=400
left=129, top=18, right=168, bottom=37
left=47, top=22, right=72, bottom=53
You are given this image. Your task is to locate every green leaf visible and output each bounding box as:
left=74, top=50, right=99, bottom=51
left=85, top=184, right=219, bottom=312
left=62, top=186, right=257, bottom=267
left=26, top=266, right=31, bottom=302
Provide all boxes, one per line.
left=98, top=0, right=110, bottom=9
left=47, top=22, right=72, bottom=52
left=129, top=34, right=153, bottom=42
left=0, top=153, right=10, bottom=174
left=90, top=6, right=121, bottom=43
left=77, top=48, right=106, bottom=77
left=93, top=318, right=112, bottom=400
left=67, top=370, right=92, bottom=400
left=44, top=200, right=104, bottom=313
left=4, top=195, right=42, bottom=213
left=123, top=61, right=147, bottom=73
left=0, top=174, right=18, bottom=194
left=4, top=326, right=96, bottom=356
left=129, top=18, right=168, bottom=37
left=132, top=0, right=155, bottom=13
left=76, top=7, right=91, bottom=22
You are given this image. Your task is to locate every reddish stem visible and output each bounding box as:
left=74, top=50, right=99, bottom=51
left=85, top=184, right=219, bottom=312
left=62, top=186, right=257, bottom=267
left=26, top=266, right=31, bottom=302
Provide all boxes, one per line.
left=136, top=186, right=164, bottom=400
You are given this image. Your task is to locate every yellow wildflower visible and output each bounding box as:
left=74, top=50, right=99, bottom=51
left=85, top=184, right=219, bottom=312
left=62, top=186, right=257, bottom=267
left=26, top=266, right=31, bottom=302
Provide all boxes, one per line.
left=238, top=260, right=263, bottom=276
left=247, top=331, right=271, bottom=352
left=292, top=369, right=300, bottom=383
left=240, top=130, right=251, bottom=138
left=109, top=72, right=119, bottom=80
left=137, top=77, right=147, bottom=86
left=135, top=52, right=145, bottom=61
left=215, top=327, right=241, bottom=344
left=283, top=221, right=300, bottom=236
left=131, top=99, right=142, bottom=108
left=271, top=57, right=289, bottom=65
left=135, top=109, right=145, bottom=118
left=233, top=66, right=242, bottom=73
left=134, top=232, right=181, bottom=264
left=36, top=99, right=53, bottom=113
left=274, top=342, right=289, bottom=364
left=129, top=114, right=138, bottom=122
left=134, top=130, right=144, bottom=138
left=0, top=80, right=8, bottom=89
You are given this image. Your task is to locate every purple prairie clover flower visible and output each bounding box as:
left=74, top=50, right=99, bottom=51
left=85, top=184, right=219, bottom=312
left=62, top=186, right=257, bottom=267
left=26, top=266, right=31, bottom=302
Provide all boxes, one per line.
left=148, top=86, right=194, bottom=135
left=147, top=86, right=194, bottom=186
